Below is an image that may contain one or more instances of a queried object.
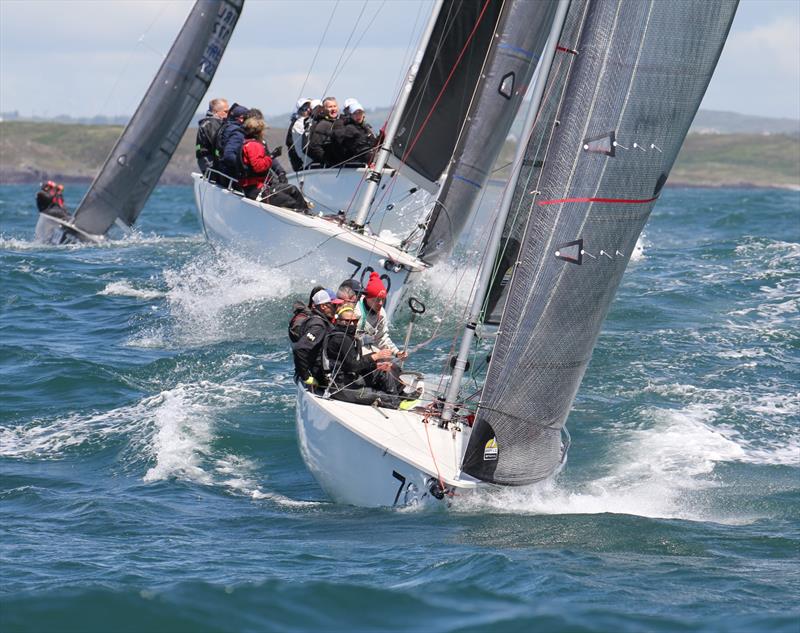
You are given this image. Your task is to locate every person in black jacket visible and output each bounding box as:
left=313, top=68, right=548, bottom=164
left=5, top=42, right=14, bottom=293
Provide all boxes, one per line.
left=195, top=98, right=228, bottom=175
left=324, top=304, right=415, bottom=409
left=35, top=181, right=70, bottom=220
left=307, top=97, right=340, bottom=167
left=332, top=100, right=376, bottom=166
left=292, top=288, right=342, bottom=388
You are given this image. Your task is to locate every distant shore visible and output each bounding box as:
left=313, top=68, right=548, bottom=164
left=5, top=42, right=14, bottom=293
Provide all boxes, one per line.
left=1, top=120, right=798, bottom=190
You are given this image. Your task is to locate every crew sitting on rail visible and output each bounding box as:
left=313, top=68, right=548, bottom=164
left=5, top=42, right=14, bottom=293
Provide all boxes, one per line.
left=196, top=97, right=229, bottom=176
left=324, top=303, right=418, bottom=410
left=355, top=272, right=406, bottom=360
left=36, top=181, right=70, bottom=221
left=214, top=102, right=250, bottom=186
left=306, top=97, right=341, bottom=167
left=240, top=118, right=274, bottom=200
left=332, top=100, right=377, bottom=166
left=292, top=288, right=342, bottom=389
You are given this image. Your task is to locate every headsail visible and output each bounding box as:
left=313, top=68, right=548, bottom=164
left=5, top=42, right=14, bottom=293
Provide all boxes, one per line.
left=418, top=0, right=560, bottom=264
left=390, top=0, right=506, bottom=192
left=72, top=0, right=243, bottom=238
left=461, top=0, right=738, bottom=485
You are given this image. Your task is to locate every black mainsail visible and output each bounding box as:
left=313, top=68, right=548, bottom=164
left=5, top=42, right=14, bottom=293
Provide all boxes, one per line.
left=71, top=0, right=243, bottom=238
left=457, top=0, right=738, bottom=485
left=418, top=0, right=560, bottom=264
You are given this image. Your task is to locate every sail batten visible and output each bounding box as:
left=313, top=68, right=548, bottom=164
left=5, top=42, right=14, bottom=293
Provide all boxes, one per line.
left=462, top=0, right=738, bottom=485
left=72, top=0, right=243, bottom=238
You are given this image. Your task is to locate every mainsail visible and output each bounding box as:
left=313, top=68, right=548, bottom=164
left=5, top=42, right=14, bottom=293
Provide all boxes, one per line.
left=72, top=0, right=243, bottom=238
left=418, top=0, right=560, bottom=264
left=460, top=0, right=738, bottom=485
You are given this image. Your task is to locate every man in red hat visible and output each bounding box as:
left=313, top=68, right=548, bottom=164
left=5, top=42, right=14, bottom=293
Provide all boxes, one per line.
left=35, top=181, right=70, bottom=220
left=354, top=272, right=407, bottom=361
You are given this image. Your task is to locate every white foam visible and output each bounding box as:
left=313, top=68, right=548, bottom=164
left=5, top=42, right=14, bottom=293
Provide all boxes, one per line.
left=630, top=232, right=648, bottom=262
left=98, top=281, right=165, bottom=300
left=454, top=402, right=795, bottom=522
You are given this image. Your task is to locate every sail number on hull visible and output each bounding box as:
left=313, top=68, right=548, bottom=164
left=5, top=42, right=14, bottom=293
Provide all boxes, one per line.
left=347, top=257, right=392, bottom=292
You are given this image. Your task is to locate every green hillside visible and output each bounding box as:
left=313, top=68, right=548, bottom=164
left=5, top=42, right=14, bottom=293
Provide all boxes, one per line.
left=1, top=120, right=798, bottom=189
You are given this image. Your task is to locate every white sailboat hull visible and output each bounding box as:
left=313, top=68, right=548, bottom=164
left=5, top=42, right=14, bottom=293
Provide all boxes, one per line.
left=193, top=174, right=427, bottom=316
left=295, top=385, right=479, bottom=507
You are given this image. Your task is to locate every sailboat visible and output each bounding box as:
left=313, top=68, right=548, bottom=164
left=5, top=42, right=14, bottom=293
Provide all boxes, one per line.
left=35, top=0, right=244, bottom=245
left=193, top=0, right=560, bottom=315
left=295, top=0, right=738, bottom=507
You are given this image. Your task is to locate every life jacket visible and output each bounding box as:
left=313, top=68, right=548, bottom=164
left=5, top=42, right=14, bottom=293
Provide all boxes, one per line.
left=288, top=301, right=311, bottom=343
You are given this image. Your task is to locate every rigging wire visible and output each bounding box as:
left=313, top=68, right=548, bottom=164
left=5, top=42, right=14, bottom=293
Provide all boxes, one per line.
left=325, top=0, right=388, bottom=92
left=296, top=1, right=340, bottom=102
left=320, top=0, right=370, bottom=98
left=96, top=1, right=169, bottom=118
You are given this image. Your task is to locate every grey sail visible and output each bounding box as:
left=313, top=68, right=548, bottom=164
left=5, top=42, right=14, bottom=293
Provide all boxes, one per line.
left=484, top=0, right=591, bottom=324
left=418, top=0, right=560, bottom=264
left=420, top=0, right=557, bottom=263
left=72, top=0, right=243, bottom=238
left=391, top=0, right=506, bottom=189
left=461, top=0, right=738, bottom=485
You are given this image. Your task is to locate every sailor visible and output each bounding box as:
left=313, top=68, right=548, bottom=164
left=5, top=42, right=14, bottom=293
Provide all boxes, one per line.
left=239, top=118, right=273, bottom=200
left=214, top=103, right=250, bottom=185
left=54, top=184, right=66, bottom=210
left=291, top=98, right=321, bottom=171
left=355, top=272, right=406, bottom=360
left=307, top=97, right=340, bottom=167
left=35, top=181, right=70, bottom=221
left=292, top=288, right=342, bottom=388
left=332, top=99, right=376, bottom=166
left=195, top=97, right=229, bottom=175
left=324, top=303, right=416, bottom=409
left=336, top=278, right=363, bottom=304
left=286, top=98, right=310, bottom=171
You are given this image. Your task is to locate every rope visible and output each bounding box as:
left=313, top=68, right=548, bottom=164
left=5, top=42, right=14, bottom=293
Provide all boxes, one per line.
left=321, top=0, right=370, bottom=98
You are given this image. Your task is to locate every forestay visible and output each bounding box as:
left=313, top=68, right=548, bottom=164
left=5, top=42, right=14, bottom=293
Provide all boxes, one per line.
left=462, top=0, right=738, bottom=485
left=419, top=0, right=560, bottom=264
left=72, top=0, right=243, bottom=237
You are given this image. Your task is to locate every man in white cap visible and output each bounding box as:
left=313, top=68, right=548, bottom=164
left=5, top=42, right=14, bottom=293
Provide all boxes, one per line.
left=292, top=288, right=343, bottom=387
left=291, top=98, right=322, bottom=170
left=333, top=99, right=376, bottom=166
left=286, top=97, right=311, bottom=171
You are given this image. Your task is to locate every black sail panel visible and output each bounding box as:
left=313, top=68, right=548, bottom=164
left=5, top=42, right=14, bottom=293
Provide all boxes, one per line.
left=73, top=0, right=244, bottom=237
left=462, top=0, right=738, bottom=485
left=419, top=0, right=560, bottom=264
left=391, top=0, right=505, bottom=186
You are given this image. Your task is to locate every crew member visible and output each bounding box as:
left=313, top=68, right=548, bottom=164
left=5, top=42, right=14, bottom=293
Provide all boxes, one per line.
left=333, top=100, right=376, bottom=166
left=239, top=118, right=273, bottom=200
left=355, top=272, right=405, bottom=359
left=195, top=97, right=229, bottom=175
left=292, top=288, right=342, bottom=388
left=307, top=97, right=340, bottom=167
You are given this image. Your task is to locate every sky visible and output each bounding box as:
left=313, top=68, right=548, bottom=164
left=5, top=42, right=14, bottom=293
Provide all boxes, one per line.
left=1, top=0, right=798, bottom=121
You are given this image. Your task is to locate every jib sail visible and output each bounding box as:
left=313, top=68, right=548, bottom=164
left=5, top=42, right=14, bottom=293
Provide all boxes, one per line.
left=461, top=0, right=738, bottom=485
left=390, top=0, right=505, bottom=190
left=418, top=0, right=560, bottom=264
left=72, top=0, right=243, bottom=238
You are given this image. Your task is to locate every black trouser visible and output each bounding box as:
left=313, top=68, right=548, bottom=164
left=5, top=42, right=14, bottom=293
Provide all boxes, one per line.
left=263, top=184, right=308, bottom=212
left=329, top=386, right=405, bottom=409
left=41, top=206, right=71, bottom=221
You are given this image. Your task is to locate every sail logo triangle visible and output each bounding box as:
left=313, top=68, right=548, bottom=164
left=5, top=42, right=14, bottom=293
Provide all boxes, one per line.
left=555, top=239, right=583, bottom=265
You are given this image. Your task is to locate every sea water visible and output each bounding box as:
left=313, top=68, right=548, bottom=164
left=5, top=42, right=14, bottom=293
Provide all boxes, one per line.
left=1, top=184, right=798, bottom=632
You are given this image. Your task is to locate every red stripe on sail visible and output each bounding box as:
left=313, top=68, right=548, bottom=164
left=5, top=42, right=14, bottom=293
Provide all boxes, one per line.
left=537, top=195, right=659, bottom=206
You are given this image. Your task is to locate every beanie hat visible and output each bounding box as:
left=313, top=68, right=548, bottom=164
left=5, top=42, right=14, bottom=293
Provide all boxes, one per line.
left=364, top=271, right=387, bottom=300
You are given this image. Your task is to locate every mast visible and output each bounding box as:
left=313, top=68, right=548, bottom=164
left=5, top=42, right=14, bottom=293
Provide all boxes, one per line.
left=351, top=0, right=444, bottom=229
left=442, top=0, right=571, bottom=424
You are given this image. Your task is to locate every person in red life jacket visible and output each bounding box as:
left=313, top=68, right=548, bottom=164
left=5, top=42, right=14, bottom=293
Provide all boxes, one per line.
left=36, top=181, right=70, bottom=221
left=240, top=117, right=273, bottom=200
left=54, top=184, right=66, bottom=210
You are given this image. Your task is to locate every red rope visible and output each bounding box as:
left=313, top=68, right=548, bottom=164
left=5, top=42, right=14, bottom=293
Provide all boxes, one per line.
left=397, top=0, right=494, bottom=165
